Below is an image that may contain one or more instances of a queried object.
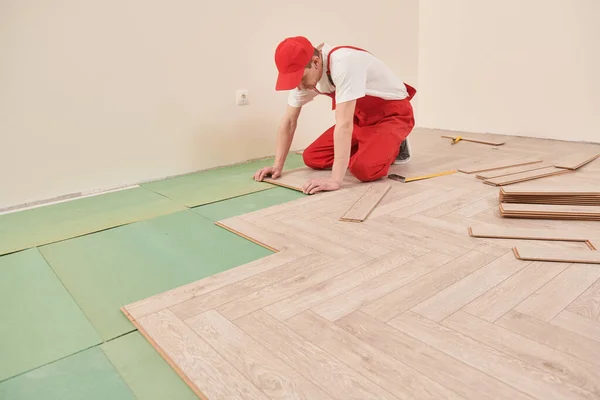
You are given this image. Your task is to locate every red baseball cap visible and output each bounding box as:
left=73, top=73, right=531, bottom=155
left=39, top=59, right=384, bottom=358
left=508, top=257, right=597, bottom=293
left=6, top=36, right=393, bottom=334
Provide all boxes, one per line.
left=274, top=36, right=314, bottom=90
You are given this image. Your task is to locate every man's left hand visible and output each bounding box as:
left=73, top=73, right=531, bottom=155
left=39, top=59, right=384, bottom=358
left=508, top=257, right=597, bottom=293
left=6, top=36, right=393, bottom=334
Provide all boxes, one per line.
left=302, top=178, right=341, bottom=195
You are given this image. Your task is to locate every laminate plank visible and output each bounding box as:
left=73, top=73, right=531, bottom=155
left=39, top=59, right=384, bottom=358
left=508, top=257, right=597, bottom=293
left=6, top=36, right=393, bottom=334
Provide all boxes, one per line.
left=514, top=246, right=600, bottom=265
left=263, top=249, right=414, bottom=321
left=169, top=252, right=334, bottom=320
left=286, top=311, right=465, bottom=400
left=411, top=252, right=529, bottom=321
left=513, top=263, right=600, bottom=321
left=313, top=252, right=455, bottom=321
left=216, top=253, right=373, bottom=320
left=496, top=311, right=600, bottom=368
left=124, top=250, right=310, bottom=320
left=448, top=194, right=498, bottom=218
left=361, top=250, right=497, bottom=321
left=462, top=261, right=571, bottom=322
left=263, top=167, right=361, bottom=192
left=185, top=310, right=333, bottom=400
left=408, top=214, right=511, bottom=256
left=443, top=311, right=600, bottom=397
left=475, top=163, right=553, bottom=180
left=553, top=150, right=600, bottom=170
left=235, top=310, right=399, bottom=400
left=368, top=188, right=447, bottom=218
left=367, top=216, right=472, bottom=257
left=458, top=158, right=542, bottom=174
left=469, top=225, right=593, bottom=243
left=390, top=188, right=473, bottom=218
left=245, top=217, right=356, bottom=258
left=501, top=203, right=600, bottom=215
left=283, top=218, right=393, bottom=258
left=336, top=311, right=532, bottom=400
left=484, top=167, right=573, bottom=186
left=421, top=188, right=497, bottom=218
left=390, top=311, right=597, bottom=400
left=314, top=216, right=432, bottom=258
left=566, top=279, right=600, bottom=320
left=551, top=311, right=600, bottom=343
left=137, top=309, right=267, bottom=400
left=340, top=182, right=391, bottom=222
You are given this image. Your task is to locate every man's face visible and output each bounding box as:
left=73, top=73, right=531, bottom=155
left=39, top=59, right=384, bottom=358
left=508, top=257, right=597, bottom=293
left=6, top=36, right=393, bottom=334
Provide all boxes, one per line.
left=298, top=56, right=322, bottom=91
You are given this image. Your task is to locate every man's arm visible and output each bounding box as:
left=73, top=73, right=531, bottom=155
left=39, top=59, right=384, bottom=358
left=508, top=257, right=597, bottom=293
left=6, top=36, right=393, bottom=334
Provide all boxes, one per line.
left=274, top=105, right=302, bottom=170
left=255, top=105, right=301, bottom=181
left=331, top=100, right=356, bottom=184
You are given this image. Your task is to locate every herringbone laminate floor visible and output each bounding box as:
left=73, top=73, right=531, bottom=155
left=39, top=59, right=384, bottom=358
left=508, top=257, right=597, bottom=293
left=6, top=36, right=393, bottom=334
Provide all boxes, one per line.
left=122, top=129, right=600, bottom=400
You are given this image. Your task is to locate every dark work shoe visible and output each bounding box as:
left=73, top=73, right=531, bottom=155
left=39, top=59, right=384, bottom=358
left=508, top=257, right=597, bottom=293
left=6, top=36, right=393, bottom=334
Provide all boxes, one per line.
left=394, top=137, right=411, bottom=164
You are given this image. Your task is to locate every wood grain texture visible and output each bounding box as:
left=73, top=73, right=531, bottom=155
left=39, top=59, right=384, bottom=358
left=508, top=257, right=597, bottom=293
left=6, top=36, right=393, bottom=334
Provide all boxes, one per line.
left=553, top=151, right=600, bottom=170
left=340, top=182, right=391, bottom=222
left=458, top=158, right=542, bottom=174
left=119, top=129, right=600, bottom=399
left=484, top=166, right=574, bottom=186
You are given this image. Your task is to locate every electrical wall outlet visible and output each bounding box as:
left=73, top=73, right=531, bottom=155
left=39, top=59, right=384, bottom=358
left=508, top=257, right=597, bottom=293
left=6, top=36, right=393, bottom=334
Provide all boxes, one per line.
left=236, top=89, right=249, bottom=105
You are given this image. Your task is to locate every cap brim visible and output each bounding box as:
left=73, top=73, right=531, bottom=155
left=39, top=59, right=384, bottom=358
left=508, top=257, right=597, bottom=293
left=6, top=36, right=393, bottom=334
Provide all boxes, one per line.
left=275, top=69, right=304, bottom=91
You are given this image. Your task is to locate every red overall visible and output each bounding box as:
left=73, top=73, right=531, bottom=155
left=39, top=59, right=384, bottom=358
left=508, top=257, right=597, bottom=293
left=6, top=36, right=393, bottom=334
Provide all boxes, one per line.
left=302, top=46, right=416, bottom=182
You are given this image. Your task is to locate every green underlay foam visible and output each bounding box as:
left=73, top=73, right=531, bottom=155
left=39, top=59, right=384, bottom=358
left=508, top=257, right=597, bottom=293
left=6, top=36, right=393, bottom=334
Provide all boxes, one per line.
left=39, top=210, right=273, bottom=341
left=142, top=153, right=306, bottom=207
left=0, top=347, right=135, bottom=400
left=193, top=186, right=306, bottom=221
left=0, top=249, right=102, bottom=382
left=0, top=187, right=186, bottom=257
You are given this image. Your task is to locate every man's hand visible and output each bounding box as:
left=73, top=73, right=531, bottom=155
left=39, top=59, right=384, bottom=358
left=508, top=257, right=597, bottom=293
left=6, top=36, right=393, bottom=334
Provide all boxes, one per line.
left=302, top=178, right=341, bottom=195
left=254, top=166, right=282, bottom=181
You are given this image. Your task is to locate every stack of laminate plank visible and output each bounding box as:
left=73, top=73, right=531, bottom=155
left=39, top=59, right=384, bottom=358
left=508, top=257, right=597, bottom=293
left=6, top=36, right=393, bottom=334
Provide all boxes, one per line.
left=499, top=203, right=600, bottom=221
left=499, top=186, right=600, bottom=206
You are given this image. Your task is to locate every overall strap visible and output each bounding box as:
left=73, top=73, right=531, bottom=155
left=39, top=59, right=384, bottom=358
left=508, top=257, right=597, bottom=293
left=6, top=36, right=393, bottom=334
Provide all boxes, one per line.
left=326, top=45, right=368, bottom=87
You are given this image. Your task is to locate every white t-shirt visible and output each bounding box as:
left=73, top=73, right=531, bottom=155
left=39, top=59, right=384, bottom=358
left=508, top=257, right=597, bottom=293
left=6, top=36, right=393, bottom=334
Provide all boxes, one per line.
left=288, top=43, right=408, bottom=108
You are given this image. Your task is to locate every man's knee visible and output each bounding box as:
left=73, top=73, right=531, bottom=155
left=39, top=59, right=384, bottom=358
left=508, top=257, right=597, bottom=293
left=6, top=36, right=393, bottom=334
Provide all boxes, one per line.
left=302, top=147, right=330, bottom=170
left=349, top=161, right=389, bottom=182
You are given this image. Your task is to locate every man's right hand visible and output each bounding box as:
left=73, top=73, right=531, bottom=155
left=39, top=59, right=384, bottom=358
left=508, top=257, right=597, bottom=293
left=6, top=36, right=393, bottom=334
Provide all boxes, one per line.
left=254, top=166, right=282, bottom=181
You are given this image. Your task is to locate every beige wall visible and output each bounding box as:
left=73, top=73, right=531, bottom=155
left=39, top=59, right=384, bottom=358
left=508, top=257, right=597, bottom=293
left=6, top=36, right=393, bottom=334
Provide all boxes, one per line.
left=0, top=1, right=418, bottom=209
left=417, top=0, right=600, bottom=143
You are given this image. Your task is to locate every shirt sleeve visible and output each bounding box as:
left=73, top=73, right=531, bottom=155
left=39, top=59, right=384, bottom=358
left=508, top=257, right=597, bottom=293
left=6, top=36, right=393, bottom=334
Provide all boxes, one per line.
left=330, top=53, right=368, bottom=104
left=287, top=88, right=318, bottom=108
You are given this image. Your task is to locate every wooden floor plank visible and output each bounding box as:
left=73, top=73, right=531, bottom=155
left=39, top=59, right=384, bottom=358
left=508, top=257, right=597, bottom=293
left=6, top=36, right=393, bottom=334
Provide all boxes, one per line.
left=458, top=158, right=543, bottom=174
left=137, top=310, right=267, bottom=400
left=390, top=311, right=597, bottom=400
left=361, top=251, right=498, bottom=322
left=442, top=311, right=600, bottom=397
left=469, top=225, right=593, bottom=243
left=496, top=311, right=600, bottom=368
left=168, top=252, right=334, bottom=320
left=185, top=310, right=333, bottom=400
left=550, top=311, right=600, bottom=343
left=553, top=151, right=600, bottom=170
left=286, top=311, right=465, bottom=400
left=462, top=261, right=571, bottom=322
left=340, top=182, right=391, bottom=222
left=336, top=311, right=533, bottom=400
left=263, top=249, right=414, bottom=321
left=566, top=279, right=600, bottom=320
left=312, top=252, right=456, bottom=322
left=235, top=310, right=400, bottom=400
left=514, top=246, right=600, bottom=265
left=410, top=252, right=529, bottom=321
left=513, top=263, right=600, bottom=321
left=215, top=253, right=373, bottom=320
